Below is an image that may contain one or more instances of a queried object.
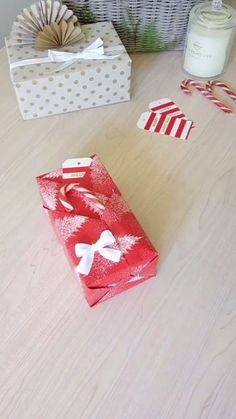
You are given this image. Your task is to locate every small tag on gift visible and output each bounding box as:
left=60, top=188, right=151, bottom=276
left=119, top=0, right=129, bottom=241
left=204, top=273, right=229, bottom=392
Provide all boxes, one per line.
left=137, top=112, right=193, bottom=140
left=149, top=98, right=187, bottom=119
left=62, top=158, right=92, bottom=181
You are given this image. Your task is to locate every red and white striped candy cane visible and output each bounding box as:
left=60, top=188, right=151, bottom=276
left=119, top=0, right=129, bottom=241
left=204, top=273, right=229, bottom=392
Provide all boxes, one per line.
left=206, top=80, right=236, bottom=105
left=181, top=79, right=234, bottom=116
left=59, top=183, right=105, bottom=212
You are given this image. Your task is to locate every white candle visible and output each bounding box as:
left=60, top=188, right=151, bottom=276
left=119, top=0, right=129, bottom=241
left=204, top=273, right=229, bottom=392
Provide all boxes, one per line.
left=183, top=1, right=236, bottom=79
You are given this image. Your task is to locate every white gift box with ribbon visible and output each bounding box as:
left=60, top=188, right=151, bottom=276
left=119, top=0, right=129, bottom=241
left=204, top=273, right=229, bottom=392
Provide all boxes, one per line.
left=5, top=22, right=132, bottom=120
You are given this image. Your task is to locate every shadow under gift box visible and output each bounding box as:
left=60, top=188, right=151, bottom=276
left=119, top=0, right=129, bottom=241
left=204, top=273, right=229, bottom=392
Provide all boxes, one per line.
left=36, top=156, right=158, bottom=306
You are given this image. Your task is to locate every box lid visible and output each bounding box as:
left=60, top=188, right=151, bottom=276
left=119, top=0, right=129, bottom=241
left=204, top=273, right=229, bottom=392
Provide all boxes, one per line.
left=6, top=22, right=131, bottom=83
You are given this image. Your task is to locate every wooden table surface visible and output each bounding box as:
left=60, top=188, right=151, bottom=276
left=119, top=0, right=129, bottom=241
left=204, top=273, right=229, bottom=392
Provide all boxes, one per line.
left=1, top=44, right=236, bottom=419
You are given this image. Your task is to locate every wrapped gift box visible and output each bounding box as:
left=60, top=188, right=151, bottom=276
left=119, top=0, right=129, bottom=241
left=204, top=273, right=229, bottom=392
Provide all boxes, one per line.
left=5, top=22, right=131, bottom=120
left=36, top=156, right=158, bottom=307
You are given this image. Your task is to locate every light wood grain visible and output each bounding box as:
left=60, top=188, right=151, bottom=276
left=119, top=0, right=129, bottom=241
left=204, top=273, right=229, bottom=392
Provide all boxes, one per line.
left=1, top=44, right=236, bottom=419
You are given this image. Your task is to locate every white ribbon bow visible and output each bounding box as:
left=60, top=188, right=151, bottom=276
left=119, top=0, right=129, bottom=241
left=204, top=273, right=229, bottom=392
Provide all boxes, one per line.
left=75, top=230, right=122, bottom=276
left=10, top=38, right=124, bottom=72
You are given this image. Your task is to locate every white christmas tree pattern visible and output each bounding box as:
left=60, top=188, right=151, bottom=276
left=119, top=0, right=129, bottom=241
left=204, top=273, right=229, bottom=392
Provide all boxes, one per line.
left=107, top=263, right=148, bottom=288
left=96, top=192, right=109, bottom=206
left=43, top=169, right=63, bottom=179
left=55, top=215, right=88, bottom=242
left=92, top=255, right=116, bottom=280
left=38, top=179, right=58, bottom=210
left=90, top=158, right=114, bottom=192
left=106, top=193, right=130, bottom=222
left=114, top=234, right=141, bottom=255
left=70, top=189, right=105, bottom=216
left=127, top=263, right=149, bottom=283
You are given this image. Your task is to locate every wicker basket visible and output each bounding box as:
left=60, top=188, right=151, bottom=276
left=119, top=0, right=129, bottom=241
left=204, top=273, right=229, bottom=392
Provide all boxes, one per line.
left=63, top=0, right=202, bottom=52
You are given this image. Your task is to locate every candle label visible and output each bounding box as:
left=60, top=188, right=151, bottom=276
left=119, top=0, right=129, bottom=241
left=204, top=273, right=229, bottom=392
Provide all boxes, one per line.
left=184, top=27, right=232, bottom=78
left=186, top=40, right=212, bottom=60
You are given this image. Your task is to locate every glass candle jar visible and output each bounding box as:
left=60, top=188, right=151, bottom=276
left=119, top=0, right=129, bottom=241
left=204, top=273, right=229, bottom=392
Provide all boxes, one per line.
left=183, top=1, right=236, bottom=79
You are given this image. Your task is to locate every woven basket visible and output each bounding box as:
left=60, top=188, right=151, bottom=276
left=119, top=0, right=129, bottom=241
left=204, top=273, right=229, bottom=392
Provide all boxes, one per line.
left=63, top=0, right=202, bottom=52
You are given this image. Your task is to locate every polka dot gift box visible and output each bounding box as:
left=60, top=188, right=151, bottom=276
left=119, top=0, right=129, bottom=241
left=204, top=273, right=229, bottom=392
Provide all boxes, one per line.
left=5, top=22, right=131, bottom=120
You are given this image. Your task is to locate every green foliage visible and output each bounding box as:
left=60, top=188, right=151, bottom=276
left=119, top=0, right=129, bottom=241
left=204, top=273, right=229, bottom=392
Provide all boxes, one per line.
left=140, top=22, right=164, bottom=52
left=140, top=22, right=180, bottom=52
left=63, top=1, right=96, bottom=24
left=63, top=1, right=181, bottom=52
left=120, top=9, right=141, bottom=51
left=74, top=5, right=96, bottom=24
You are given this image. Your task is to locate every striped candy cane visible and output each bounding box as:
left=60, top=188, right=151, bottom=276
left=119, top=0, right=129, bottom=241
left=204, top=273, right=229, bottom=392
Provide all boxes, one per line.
left=206, top=80, right=236, bottom=105
left=181, top=79, right=234, bottom=115
left=59, top=183, right=105, bottom=212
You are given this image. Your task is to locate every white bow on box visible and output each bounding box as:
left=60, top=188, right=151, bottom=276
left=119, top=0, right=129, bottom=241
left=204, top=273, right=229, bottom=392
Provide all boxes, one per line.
left=10, top=38, right=125, bottom=72
left=75, top=230, right=122, bottom=276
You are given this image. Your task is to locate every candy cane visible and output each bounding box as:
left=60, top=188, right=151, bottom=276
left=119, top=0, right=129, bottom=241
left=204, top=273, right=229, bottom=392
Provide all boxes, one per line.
left=206, top=80, right=236, bottom=104
left=59, top=183, right=105, bottom=212
left=181, top=79, right=234, bottom=115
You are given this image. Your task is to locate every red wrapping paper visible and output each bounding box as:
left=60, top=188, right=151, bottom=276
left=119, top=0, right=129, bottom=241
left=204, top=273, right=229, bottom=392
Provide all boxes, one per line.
left=36, top=156, right=158, bottom=306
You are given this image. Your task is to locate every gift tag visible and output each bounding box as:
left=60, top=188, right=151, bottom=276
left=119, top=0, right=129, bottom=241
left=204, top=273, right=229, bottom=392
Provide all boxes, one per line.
left=137, top=112, right=193, bottom=140
left=149, top=98, right=187, bottom=119
left=62, top=158, right=92, bottom=181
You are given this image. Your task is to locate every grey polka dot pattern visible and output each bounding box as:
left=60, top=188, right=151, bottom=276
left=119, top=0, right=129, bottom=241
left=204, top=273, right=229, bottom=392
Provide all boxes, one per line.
left=6, top=22, right=131, bottom=120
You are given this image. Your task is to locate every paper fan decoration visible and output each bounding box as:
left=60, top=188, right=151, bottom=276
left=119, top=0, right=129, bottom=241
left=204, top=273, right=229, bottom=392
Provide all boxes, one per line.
left=10, top=0, right=84, bottom=50
left=35, top=20, right=83, bottom=49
